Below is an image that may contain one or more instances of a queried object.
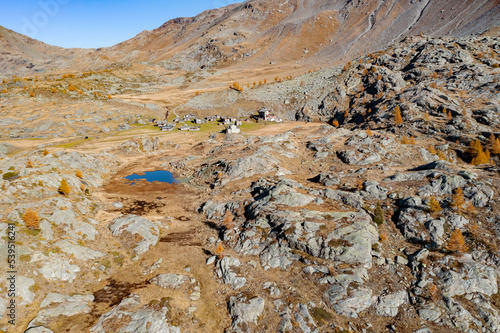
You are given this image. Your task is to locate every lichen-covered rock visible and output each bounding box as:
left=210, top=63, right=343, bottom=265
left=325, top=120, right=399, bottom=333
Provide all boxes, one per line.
left=311, top=173, right=340, bottom=186
left=324, top=212, right=378, bottom=268
left=396, top=208, right=431, bottom=244
left=48, top=209, right=77, bottom=227
left=337, top=149, right=381, bottom=165
left=17, top=276, right=35, bottom=306
left=28, top=293, right=94, bottom=328
left=90, top=294, right=180, bottom=333
left=417, top=174, right=467, bottom=196
left=115, top=136, right=162, bottom=155
left=260, top=242, right=300, bottom=270
left=463, top=184, right=494, bottom=207
left=38, top=255, right=80, bottom=283
left=55, top=240, right=105, bottom=261
left=227, top=152, right=281, bottom=180
left=109, top=215, right=159, bottom=257
left=375, top=291, right=408, bottom=317
left=326, top=285, right=373, bottom=318
left=321, top=189, right=363, bottom=208
left=228, top=296, right=265, bottom=331
left=418, top=303, right=441, bottom=322
left=149, top=274, right=188, bottom=289
left=438, top=261, right=497, bottom=297
left=272, top=192, right=317, bottom=207
left=361, top=180, right=388, bottom=200
left=425, top=219, right=445, bottom=249
left=216, top=256, right=247, bottom=289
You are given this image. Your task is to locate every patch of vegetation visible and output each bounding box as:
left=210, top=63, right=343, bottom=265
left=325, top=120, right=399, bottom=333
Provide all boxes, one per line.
left=240, top=121, right=264, bottom=132
left=148, top=299, right=160, bottom=307
left=23, top=229, right=41, bottom=237
left=23, top=209, right=40, bottom=230
left=55, top=138, right=89, bottom=149
left=372, top=202, right=384, bottom=226
left=283, top=225, right=295, bottom=235
left=58, top=178, right=71, bottom=195
left=328, top=238, right=352, bottom=247
left=133, top=124, right=161, bottom=131
left=29, top=284, right=40, bottom=293
left=491, top=292, right=500, bottom=309
left=2, top=172, right=19, bottom=180
left=101, top=259, right=112, bottom=269
left=19, top=254, right=31, bottom=262
left=310, top=307, right=333, bottom=326
left=113, top=255, right=124, bottom=266
left=197, top=122, right=221, bottom=133
left=43, top=246, right=62, bottom=256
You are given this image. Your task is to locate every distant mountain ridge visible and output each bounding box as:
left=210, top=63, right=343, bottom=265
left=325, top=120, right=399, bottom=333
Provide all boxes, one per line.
left=0, top=0, right=499, bottom=76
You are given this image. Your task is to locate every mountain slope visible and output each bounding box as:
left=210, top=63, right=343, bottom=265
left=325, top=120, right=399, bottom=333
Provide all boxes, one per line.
left=1, top=0, right=498, bottom=76
left=0, top=26, right=91, bottom=76
left=98, top=0, right=500, bottom=70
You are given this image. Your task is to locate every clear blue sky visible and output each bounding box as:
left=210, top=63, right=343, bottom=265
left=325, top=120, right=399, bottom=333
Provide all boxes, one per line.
left=0, top=0, right=241, bottom=49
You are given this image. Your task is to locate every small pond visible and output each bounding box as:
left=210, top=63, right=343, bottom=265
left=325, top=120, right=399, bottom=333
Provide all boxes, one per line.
left=124, top=170, right=178, bottom=184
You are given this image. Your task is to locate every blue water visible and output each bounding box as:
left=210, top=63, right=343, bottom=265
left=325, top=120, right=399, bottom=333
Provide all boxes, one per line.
left=124, top=170, right=178, bottom=184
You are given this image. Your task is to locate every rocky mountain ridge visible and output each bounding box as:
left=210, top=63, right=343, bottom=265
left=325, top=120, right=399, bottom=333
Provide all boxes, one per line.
left=1, top=0, right=499, bottom=76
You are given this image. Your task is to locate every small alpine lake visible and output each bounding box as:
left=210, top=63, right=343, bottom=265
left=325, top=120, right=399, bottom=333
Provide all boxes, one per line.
left=124, top=170, right=178, bottom=184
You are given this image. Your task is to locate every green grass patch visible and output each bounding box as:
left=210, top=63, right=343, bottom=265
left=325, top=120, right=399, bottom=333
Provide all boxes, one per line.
left=310, top=307, right=333, bottom=326
left=132, top=124, right=160, bottom=131
left=240, top=121, right=264, bottom=132
left=2, top=172, right=19, bottom=180
left=109, top=124, right=161, bottom=137
left=55, top=138, right=89, bottom=149
left=23, top=228, right=41, bottom=237
left=197, top=122, right=222, bottom=133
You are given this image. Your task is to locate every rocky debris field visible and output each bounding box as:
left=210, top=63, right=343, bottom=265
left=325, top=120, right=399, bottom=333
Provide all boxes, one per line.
left=1, top=117, right=499, bottom=332
left=195, top=125, right=500, bottom=332
left=184, top=34, right=499, bottom=136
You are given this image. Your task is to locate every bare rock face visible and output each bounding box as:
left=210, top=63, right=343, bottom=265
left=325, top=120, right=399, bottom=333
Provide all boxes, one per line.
left=375, top=291, right=409, bottom=317
left=438, top=261, right=498, bottom=297
left=26, top=293, right=94, bottom=331
left=325, top=285, right=373, bottom=318
left=90, top=294, right=180, bottom=333
left=115, top=136, right=162, bottom=155
left=228, top=296, right=265, bottom=332
left=38, top=256, right=81, bottom=283
left=337, top=149, right=382, bottom=165
left=215, top=256, right=247, bottom=290
left=108, top=214, right=159, bottom=257
left=149, top=274, right=188, bottom=289
left=54, top=240, right=105, bottom=261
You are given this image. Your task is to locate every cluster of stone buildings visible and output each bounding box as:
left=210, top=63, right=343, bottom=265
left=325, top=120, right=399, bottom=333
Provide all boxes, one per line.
left=154, top=107, right=282, bottom=132
left=258, top=108, right=282, bottom=122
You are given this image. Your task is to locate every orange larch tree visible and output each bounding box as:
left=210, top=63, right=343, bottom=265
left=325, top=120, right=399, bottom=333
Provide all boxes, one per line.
left=450, top=187, right=465, bottom=211
left=446, top=229, right=468, bottom=256
left=394, top=106, right=403, bottom=125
